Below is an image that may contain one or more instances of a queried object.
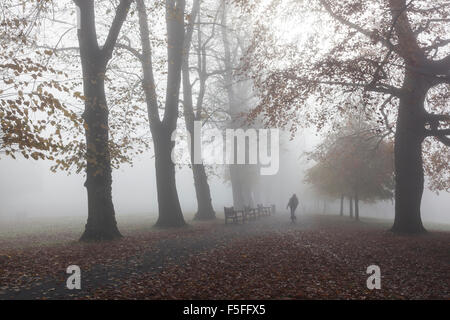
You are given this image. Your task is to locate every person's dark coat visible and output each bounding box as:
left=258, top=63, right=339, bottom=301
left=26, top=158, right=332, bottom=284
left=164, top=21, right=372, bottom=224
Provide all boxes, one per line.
left=288, top=195, right=299, bottom=210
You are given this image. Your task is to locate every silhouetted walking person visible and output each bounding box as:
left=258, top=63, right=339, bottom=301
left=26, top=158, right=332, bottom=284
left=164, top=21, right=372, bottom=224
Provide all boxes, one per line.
left=287, top=194, right=299, bottom=223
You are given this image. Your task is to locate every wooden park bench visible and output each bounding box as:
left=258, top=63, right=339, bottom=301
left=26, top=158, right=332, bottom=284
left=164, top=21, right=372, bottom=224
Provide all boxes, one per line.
left=224, top=206, right=245, bottom=225
left=225, top=204, right=275, bottom=224
left=263, top=206, right=272, bottom=217
left=244, top=206, right=258, bottom=221
left=257, top=204, right=263, bottom=218
left=257, top=204, right=271, bottom=217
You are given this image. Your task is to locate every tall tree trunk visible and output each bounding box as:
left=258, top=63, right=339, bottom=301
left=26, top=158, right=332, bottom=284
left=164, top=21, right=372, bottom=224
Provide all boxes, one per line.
left=80, top=63, right=121, bottom=241
left=153, top=129, right=185, bottom=227
left=137, top=0, right=186, bottom=227
left=340, top=194, right=344, bottom=216
left=241, top=173, right=254, bottom=208
left=192, top=164, right=216, bottom=220
left=354, top=192, right=359, bottom=221
left=75, top=0, right=132, bottom=241
left=181, top=0, right=215, bottom=220
left=253, top=183, right=262, bottom=205
left=392, top=72, right=427, bottom=234
left=349, top=196, right=353, bottom=218
left=221, top=5, right=256, bottom=211
left=222, top=3, right=240, bottom=210
left=230, top=166, right=245, bottom=210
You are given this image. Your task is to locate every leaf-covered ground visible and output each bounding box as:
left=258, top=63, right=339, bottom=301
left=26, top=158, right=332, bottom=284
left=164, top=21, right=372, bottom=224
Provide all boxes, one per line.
left=0, top=214, right=448, bottom=300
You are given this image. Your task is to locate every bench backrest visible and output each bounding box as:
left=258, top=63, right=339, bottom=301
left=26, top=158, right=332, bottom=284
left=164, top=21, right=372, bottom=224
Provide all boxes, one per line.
left=224, top=207, right=235, bottom=216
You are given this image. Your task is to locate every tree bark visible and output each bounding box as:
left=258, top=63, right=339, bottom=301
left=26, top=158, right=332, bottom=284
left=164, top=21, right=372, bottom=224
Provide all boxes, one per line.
left=76, top=0, right=132, bottom=241
left=354, top=192, right=359, bottom=221
left=391, top=71, right=427, bottom=234
left=230, top=166, right=245, bottom=210
left=79, top=62, right=121, bottom=241
left=349, top=196, right=353, bottom=218
left=153, top=128, right=185, bottom=227
left=192, top=163, right=216, bottom=220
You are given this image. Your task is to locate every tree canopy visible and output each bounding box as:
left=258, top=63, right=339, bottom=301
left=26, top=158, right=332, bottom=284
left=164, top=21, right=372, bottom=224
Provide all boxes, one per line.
left=0, top=0, right=78, bottom=161
left=306, top=119, right=395, bottom=204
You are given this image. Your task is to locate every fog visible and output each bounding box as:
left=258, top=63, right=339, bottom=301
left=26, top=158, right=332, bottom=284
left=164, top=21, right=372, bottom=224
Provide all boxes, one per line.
left=1, top=130, right=448, bottom=225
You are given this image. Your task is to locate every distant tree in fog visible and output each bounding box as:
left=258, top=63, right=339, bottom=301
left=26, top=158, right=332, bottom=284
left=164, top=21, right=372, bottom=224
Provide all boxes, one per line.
left=305, top=120, right=395, bottom=220
left=181, top=0, right=217, bottom=220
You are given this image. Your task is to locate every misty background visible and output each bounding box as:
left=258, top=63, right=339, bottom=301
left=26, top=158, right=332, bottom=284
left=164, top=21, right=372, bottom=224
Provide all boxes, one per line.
left=1, top=128, right=448, bottom=224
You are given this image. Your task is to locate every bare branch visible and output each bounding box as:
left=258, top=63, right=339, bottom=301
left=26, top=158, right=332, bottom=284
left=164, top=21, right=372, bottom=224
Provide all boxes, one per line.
left=425, top=128, right=450, bottom=137
left=102, top=0, right=133, bottom=60
left=116, top=43, right=143, bottom=60
left=319, top=0, right=400, bottom=54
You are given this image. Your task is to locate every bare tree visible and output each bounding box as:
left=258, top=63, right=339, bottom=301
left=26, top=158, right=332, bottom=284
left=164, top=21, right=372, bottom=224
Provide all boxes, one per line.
left=136, top=0, right=186, bottom=227
left=181, top=0, right=217, bottom=220
left=75, top=0, right=133, bottom=241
